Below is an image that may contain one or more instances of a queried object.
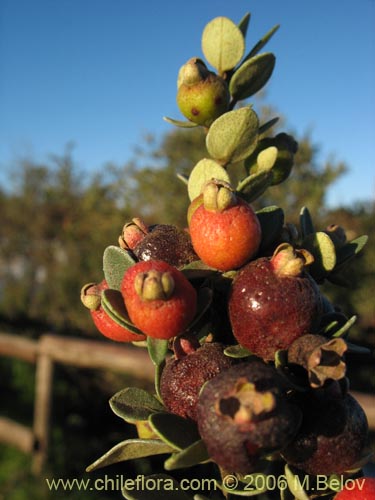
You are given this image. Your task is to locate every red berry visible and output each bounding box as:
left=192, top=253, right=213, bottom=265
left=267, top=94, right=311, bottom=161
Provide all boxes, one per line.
left=334, top=477, right=375, bottom=500
left=82, top=280, right=146, bottom=343
left=121, top=260, right=197, bottom=339
left=189, top=181, right=261, bottom=271
left=228, top=243, right=322, bottom=360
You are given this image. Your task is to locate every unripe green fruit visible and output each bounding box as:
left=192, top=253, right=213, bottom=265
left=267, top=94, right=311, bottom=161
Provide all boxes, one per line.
left=177, top=59, right=230, bottom=126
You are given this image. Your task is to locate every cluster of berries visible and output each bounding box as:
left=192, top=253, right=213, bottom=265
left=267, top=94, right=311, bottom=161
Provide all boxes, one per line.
left=81, top=12, right=372, bottom=500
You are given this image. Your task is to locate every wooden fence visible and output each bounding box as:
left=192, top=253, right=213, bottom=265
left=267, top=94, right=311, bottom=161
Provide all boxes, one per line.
left=0, top=332, right=154, bottom=475
left=0, top=331, right=374, bottom=475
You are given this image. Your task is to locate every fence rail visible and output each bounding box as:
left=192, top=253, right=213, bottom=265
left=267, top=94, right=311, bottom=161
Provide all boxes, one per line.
left=0, top=332, right=154, bottom=474
left=0, top=331, right=374, bottom=475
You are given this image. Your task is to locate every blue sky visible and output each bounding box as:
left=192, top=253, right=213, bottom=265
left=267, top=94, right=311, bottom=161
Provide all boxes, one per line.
left=0, top=0, right=374, bottom=208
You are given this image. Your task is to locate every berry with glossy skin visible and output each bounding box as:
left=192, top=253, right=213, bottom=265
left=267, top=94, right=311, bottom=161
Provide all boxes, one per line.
left=121, top=260, right=197, bottom=339
left=196, top=361, right=301, bottom=474
left=160, top=340, right=234, bottom=421
left=81, top=280, right=146, bottom=343
left=189, top=180, right=261, bottom=271
left=334, top=477, right=375, bottom=500
left=132, top=224, right=198, bottom=268
left=281, top=386, right=369, bottom=475
left=228, top=243, right=322, bottom=360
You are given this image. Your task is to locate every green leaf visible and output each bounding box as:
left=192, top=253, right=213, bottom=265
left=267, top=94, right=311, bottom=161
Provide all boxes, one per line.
left=201, top=16, right=245, bottom=73
left=122, top=474, right=194, bottom=500
left=147, top=336, right=169, bottom=367
left=86, top=439, right=173, bottom=472
left=224, top=344, right=253, bottom=358
left=284, top=465, right=310, bottom=500
left=257, top=146, right=278, bottom=170
left=335, top=235, right=368, bottom=267
left=148, top=412, right=201, bottom=451
left=164, top=440, right=210, bottom=471
left=258, top=117, right=279, bottom=136
left=163, top=116, right=199, bottom=128
left=229, top=53, right=276, bottom=101
left=236, top=169, right=274, bottom=203
left=187, top=158, right=230, bottom=202
left=238, top=12, right=251, bottom=38
left=109, top=387, right=165, bottom=423
left=299, top=206, right=315, bottom=238
left=181, top=260, right=217, bottom=280
left=303, top=231, right=337, bottom=281
left=101, top=289, right=145, bottom=335
left=331, top=315, right=357, bottom=338
left=103, top=246, right=136, bottom=290
left=256, top=205, right=284, bottom=251
left=246, top=24, right=280, bottom=59
left=206, top=107, right=259, bottom=166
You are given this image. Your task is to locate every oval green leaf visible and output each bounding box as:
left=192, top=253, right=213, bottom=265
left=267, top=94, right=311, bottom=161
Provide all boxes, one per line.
left=229, top=52, right=276, bottom=101
left=257, top=146, right=278, bottom=171
left=101, top=289, right=145, bottom=335
left=109, top=387, right=165, bottom=423
left=238, top=12, right=251, bottom=38
left=256, top=205, right=284, bottom=251
left=187, top=158, right=230, bottom=201
left=163, top=116, right=199, bottom=128
left=236, top=169, right=273, bottom=203
left=202, top=16, right=245, bottom=73
left=147, top=336, right=169, bottom=367
left=224, top=344, right=253, bottom=358
left=299, top=206, right=315, bottom=238
left=103, top=245, right=136, bottom=290
left=246, top=24, right=280, bottom=59
left=86, top=439, right=173, bottom=472
left=100, top=289, right=143, bottom=334
left=148, top=412, right=201, bottom=451
left=303, top=231, right=337, bottom=280
left=164, top=440, right=209, bottom=471
left=206, top=107, right=259, bottom=166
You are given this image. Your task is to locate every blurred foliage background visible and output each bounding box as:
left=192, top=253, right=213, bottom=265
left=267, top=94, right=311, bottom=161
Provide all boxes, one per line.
left=0, top=107, right=374, bottom=498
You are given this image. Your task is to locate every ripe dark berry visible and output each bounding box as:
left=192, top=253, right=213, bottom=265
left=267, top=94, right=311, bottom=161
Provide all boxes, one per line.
left=281, top=387, right=368, bottom=475
left=196, top=361, right=301, bottom=474
left=160, top=340, right=234, bottom=421
left=121, top=260, right=197, bottom=339
left=132, top=224, right=198, bottom=268
left=228, top=243, right=322, bottom=360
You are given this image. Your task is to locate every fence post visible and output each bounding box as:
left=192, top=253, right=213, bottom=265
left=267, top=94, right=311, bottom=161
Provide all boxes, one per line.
left=32, top=352, right=54, bottom=475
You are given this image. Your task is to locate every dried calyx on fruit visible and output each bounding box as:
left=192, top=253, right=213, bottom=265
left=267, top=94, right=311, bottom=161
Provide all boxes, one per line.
left=287, top=333, right=348, bottom=388
left=196, top=361, right=301, bottom=474
left=160, top=338, right=234, bottom=421
left=228, top=243, right=322, bottom=360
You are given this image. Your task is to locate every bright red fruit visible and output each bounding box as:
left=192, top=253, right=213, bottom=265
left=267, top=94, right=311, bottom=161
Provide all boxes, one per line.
left=121, top=260, right=197, bottom=339
left=334, top=477, right=375, bottom=499
left=189, top=181, right=261, bottom=271
left=81, top=280, right=146, bottom=343
left=228, top=243, right=322, bottom=360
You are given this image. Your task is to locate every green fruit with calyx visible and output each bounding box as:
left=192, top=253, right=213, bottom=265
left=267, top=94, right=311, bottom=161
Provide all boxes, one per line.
left=177, top=57, right=230, bottom=127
